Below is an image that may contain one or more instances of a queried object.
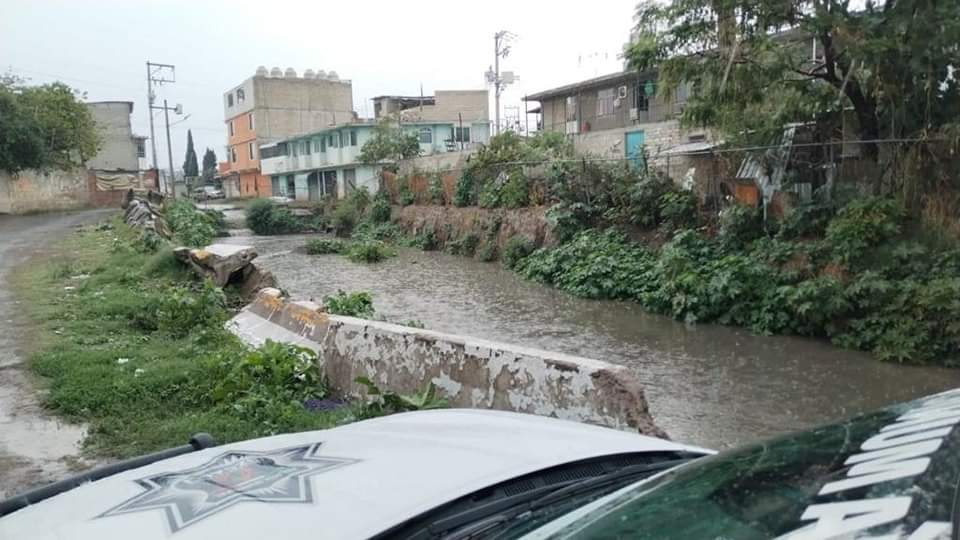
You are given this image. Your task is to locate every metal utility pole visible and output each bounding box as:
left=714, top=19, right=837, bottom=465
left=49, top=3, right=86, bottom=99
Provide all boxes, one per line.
left=486, top=31, right=517, bottom=136
left=145, top=62, right=176, bottom=172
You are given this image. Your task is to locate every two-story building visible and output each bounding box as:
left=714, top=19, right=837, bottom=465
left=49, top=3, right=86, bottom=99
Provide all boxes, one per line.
left=372, top=90, right=491, bottom=153
left=259, top=114, right=491, bottom=201
left=221, top=66, right=355, bottom=198
left=524, top=70, right=710, bottom=167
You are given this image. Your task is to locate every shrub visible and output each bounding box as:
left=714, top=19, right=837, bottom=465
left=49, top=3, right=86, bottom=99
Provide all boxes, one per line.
left=165, top=199, right=217, bottom=247
left=156, top=280, right=227, bottom=337
left=345, top=240, right=396, bottom=263
left=658, top=190, right=698, bottom=230
left=323, top=290, right=375, bottom=318
left=428, top=173, right=445, bottom=205
left=411, top=226, right=438, bottom=251
left=397, top=176, right=415, bottom=206
left=368, top=191, right=392, bottom=224
left=353, top=221, right=403, bottom=242
left=353, top=377, right=447, bottom=419
left=446, top=233, right=479, bottom=256
left=212, top=340, right=327, bottom=423
left=719, top=204, right=762, bottom=247
left=246, top=199, right=300, bottom=235
left=453, top=170, right=477, bottom=207
left=331, top=201, right=360, bottom=236
left=628, top=174, right=677, bottom=228
left=825, top=197, right=903, bottom=263
left=477, top=242, right=497, bottom=262
left=501, top=237, right=536, bottom=269
left=305, top=238, right=345, bottom=255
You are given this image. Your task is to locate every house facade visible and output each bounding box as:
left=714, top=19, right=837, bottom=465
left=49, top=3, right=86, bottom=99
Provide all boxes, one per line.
left=525, top=71, right=709, bottom=166
left=260, top=117, right=489, bottom=201
left=86, top=101, right=147, bottom=171
left=221, top=67, right=355, bottom=198
left=373, top=90, right=491, bottom=152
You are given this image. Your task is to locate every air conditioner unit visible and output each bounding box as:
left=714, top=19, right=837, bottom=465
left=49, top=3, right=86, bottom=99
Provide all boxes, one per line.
left=629, top=108, right=639, bottom=120
left=618, top=85, right=628, bottom=99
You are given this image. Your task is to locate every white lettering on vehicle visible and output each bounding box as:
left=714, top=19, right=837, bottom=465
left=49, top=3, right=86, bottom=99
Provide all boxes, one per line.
left=780, top=390, right=960, bottom=539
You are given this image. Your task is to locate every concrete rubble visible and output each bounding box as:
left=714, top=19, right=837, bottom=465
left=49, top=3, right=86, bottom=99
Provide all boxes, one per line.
left=174, top=243, right=276, bottom=298
left=228, top=288, right=667, bottom=438
left=121, top=189, right=170, bottom=239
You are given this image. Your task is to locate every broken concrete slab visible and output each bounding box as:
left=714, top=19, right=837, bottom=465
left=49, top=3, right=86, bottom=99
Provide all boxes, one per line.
left=174, top=244, right=277, bottom=298
left=227, top=288, right=667, bottom=438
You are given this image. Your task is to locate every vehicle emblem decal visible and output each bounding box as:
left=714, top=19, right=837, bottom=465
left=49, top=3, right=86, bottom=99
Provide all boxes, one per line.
left=98, top=443, right=357, bottom=533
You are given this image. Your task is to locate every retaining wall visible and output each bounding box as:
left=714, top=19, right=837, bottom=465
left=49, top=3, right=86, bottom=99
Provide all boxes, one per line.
left=228, top=288, right=665, bottom=437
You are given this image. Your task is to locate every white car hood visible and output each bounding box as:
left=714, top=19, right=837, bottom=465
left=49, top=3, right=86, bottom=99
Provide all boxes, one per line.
left=0, top=409, right=704, bottom=540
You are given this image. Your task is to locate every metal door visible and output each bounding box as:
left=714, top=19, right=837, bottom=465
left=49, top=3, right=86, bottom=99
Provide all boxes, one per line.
left=625, top=130, right=646, bottom=169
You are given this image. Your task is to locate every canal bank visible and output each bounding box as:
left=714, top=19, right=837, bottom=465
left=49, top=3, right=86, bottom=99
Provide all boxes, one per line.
left=220, top=225, right=960, bottom=450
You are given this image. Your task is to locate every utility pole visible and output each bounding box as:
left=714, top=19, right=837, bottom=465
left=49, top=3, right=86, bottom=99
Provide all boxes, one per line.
left=163, top=99, right=175, bottom=197
left=146, top=61, right=176, bottom=189
left=486, top=31, right=517, bottom=136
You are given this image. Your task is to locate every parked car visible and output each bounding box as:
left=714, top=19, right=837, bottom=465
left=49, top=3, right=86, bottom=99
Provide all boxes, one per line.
left=2, top=389, right=958, bottom=539
left=192, top=185, right=225, bottom=200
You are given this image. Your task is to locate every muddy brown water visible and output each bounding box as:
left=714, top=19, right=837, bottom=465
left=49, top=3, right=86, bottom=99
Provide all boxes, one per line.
left=222, top=223, right=960, bottom=450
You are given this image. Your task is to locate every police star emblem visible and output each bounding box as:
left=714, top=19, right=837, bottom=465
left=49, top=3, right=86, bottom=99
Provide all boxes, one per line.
left=99, top=443, right=357, bottom=533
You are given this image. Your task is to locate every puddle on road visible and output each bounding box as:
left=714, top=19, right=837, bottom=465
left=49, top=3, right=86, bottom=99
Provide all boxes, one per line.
left=225, top=231, right=960, bottom=449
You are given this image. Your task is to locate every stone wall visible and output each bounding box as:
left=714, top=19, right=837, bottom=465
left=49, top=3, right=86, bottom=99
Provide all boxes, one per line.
left=393, top=204, right=556, bottom=252
left=0, top=169, right=90, bottom=214
left=228, top=289, right=665, bottom=437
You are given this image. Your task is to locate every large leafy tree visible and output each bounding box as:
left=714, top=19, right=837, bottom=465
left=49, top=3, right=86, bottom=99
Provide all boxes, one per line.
left=358, top=121, right=421, bottom=165
left=0, top=75, right=100, bottom=173
left=182, top=129, right=199, bottom=177
left=625, top=0, right=960, bottom=169
left=201, top=147, right=217, bottom=182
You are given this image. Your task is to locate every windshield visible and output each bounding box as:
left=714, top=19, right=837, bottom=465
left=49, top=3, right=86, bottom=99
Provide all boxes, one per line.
left=528, top=390, right=960, bottom=540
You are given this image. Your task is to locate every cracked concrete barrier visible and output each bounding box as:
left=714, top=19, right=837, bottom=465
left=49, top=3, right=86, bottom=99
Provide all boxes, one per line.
left=227, top=288, right=666, bottom=438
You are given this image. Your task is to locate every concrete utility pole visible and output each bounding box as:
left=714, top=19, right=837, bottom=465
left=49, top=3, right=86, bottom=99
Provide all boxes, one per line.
left=486, top=31, right=517, bottom=136
left=163, top=99, right=175, bottom=196
left=145, top=62, right=175, bottom=171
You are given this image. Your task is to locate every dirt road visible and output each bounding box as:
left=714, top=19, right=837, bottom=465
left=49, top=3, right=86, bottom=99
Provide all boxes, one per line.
left=0, top=209, right=114, bottom=499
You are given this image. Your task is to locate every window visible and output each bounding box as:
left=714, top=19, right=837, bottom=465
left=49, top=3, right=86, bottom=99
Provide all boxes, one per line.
left=135, top=139, right=146, bottom=158
left=337, top=132, right=343, bottom=147
left=230, top=147, right=237, bottom=163
left=419, top=127, right=433, bottom=144
left=248, top=142, right=255, bottom=160
left=237, top=88, right=245, bottom=104
left=227, top=94, right=234, bottom=107
left=565, top=96, right=578, bottom=122
left=320, top=137, right=326, bottom=152
left=350, top=130, right=357, bottom=146
left=292, top=142, right=298, bottom=157
left=301, top=141, right=309, bottom=155
left=635, top=81, right=650, bottom=111
left=228, top=121, right=234, bottom=137
left=597, top=88, right=615, bottom=117
left=328, top=134, right=336, bottom=148
left=248, top=113, right=254, bottom=130
left=454, top=127, right=471, bottom=143
left=313, top=139, right=320, bottom=153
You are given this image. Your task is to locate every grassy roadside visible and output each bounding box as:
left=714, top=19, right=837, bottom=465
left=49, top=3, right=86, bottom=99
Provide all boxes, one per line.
left=11, top=217, right=352, bottom=460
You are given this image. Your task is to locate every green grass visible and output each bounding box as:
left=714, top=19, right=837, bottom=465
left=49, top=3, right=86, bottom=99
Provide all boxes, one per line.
left=12, top=218, right=352, bottom=459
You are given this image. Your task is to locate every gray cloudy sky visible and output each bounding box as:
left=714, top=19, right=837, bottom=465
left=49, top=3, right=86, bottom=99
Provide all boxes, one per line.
left=2, top=0, right=637, bottom=170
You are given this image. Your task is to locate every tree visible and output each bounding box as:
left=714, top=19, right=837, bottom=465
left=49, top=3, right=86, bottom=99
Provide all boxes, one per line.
left=624, top=0, right=960, bottom=170
left=182, top=129, right=199, bottom=178
left=0, top=75, right=101, bottom=173
left=358, top=121, right=421, bottom=165
left=201, top=147, right=217, bottom=182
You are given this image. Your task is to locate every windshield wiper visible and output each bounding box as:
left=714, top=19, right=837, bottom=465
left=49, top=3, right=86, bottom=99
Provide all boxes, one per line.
left=438, top=456, right=696, bottom=540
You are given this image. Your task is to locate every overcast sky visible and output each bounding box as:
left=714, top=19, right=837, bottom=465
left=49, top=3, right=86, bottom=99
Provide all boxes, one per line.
left=2, top=0, right=637, bottom=171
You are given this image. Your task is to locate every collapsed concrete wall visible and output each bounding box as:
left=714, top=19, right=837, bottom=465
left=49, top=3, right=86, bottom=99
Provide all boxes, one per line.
left=227, top=288, right=665, bottom=438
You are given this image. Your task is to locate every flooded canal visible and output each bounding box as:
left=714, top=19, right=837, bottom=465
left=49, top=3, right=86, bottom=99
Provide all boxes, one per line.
left=222, top=223, right=960, bottom=449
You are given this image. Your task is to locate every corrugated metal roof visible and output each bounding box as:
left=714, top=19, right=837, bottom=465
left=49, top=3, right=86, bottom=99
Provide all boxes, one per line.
left=660, top=141, right=719, bottom=156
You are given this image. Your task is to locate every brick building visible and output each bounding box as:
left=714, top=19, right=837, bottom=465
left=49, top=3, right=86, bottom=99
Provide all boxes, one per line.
left=221, top=66, right=355, bottom=198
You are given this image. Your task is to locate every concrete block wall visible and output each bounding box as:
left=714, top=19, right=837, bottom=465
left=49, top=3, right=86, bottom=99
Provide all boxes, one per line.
left=572, top=120, right=685, bottom=159
left=228, top=288, right=665, bottom=437
left=0, top=169, right=90, bottom=214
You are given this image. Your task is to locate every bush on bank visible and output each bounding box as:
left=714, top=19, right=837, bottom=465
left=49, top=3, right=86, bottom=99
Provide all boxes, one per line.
left=246, top=199, right=303, bottom=235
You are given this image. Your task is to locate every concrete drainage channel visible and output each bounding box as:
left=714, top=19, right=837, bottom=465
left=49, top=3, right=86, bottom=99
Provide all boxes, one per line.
left=227, top=285, right=666, bottom=438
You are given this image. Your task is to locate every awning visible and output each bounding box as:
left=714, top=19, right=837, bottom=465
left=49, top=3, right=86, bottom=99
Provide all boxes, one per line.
left=660, top=140, right=719, bottom=156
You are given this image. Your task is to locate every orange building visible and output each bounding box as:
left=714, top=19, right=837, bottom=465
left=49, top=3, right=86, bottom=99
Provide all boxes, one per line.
left=221, top=66, right=355, bottom=198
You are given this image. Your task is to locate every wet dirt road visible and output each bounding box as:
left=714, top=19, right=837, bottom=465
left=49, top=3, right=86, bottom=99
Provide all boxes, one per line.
left=0, top=209, right=114, bottom=498
left=223, top=225, right=960, bottom=450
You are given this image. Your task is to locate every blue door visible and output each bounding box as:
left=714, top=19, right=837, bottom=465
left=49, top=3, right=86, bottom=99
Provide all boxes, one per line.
left=625, top=130, right=646, bottom=169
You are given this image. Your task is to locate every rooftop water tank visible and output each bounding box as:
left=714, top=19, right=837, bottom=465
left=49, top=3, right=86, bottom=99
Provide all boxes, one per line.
left=255, top=66, right=268, bottom=77
left=327, top=70, right=339, bottom=81
left=270, top=67, right=283, bottom=77
left=303, top=69, right=316, bottom=79
left=284, top=67, right=298, bottom=78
